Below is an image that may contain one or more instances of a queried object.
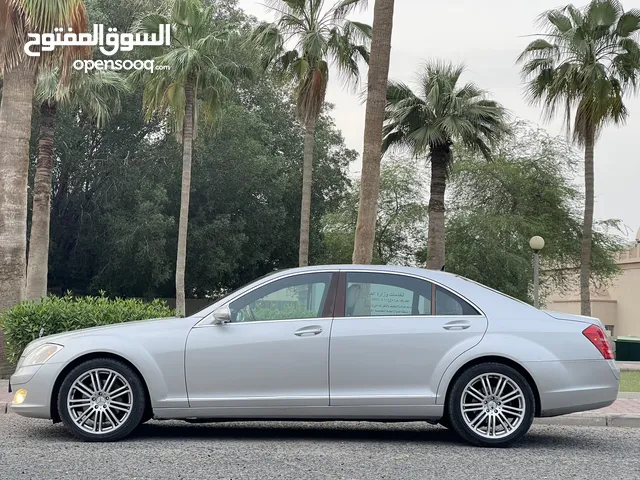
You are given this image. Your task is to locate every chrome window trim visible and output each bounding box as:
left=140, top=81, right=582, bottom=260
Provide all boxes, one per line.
left=194, top=316, right=333, bottom=328
left=197, top=269, right=339, bottom=327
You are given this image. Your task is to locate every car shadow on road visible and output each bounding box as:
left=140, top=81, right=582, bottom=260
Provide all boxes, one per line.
left=24, top=420, right=609, bottom=450
left=123, top=421, right=608, bottom=450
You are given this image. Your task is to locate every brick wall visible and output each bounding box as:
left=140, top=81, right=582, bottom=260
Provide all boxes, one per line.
left=0, top=329, right=15, bottom=379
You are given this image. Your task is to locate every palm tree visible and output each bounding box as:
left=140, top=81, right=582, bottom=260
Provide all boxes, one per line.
left=0, top=0, right=88, bottom=312
left=136, top=0, right=251, bottom=316
left=382, top=61, right=510, bottom=270
left=352, top=0, right=395, bottom=264
left=25, top=70, right=130, bottom=300
left=251, top=0, right=370, bottom=267
left=518, top=0, right=640, bottom=315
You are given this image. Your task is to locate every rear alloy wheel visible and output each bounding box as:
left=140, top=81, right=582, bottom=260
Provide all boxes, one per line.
left=58, top=358, right=146, bottom=441
left=448, top=363, right=535, bottom=447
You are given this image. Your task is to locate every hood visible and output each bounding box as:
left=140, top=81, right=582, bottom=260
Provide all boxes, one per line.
left=22, top=316, right=186, bottom=355
left=543, top=310, right=603, bottom=327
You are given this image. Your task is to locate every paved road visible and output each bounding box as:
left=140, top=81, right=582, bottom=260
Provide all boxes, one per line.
left=2, top=416, right=640, bottom=479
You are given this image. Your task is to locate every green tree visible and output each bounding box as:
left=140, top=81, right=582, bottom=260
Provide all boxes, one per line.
left=322, top=157, right=428, bottom=265
left=26, top=70, right=129, bottom=300
left=440, top=122, right=626, bottom=303
left=517, top=0, right=640, bottom=315
left=43, top=75, right=354, bottom=300
left=0, top=0, right=89, bottom=312
left=383, top=61, right=510, bottom=270
left=250, top=0, right=370, bottom=267
left=135, top=0, right=251, bottom=315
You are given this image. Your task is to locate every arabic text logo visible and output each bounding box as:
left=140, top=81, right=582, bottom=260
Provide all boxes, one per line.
left=24, top=24, right=171, bottom=57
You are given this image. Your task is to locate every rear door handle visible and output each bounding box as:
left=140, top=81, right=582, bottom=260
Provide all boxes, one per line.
left=294, top=325, right=323, bottom=336
left=443, top=320, right=472, bottom=330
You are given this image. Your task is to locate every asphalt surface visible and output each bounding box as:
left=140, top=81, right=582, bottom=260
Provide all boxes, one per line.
left=1, top=415, right=639, bottom=479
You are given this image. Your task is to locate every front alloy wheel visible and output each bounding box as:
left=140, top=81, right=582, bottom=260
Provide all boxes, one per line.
left=58, top=358, right=146, bottom=441
left=448, top=363, right=535, bottom=447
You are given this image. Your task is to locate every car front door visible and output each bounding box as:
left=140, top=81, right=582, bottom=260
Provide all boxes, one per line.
left=329, top=271, right=488, bottom=407
left=185, top=271, right=337, bottom=408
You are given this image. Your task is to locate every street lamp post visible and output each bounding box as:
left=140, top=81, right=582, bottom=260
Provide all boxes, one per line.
left=530, top=236, right=545, bottom=309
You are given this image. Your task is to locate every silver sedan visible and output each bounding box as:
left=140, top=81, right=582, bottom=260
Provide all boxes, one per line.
left=9, top=265, right=619, bottom=447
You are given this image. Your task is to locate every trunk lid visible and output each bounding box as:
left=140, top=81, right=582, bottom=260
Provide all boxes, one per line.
left=543, top=310, right=604, bottom=327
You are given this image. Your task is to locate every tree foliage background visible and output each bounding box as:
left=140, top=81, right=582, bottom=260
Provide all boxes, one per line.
left=18, top=0, right=628, bottom=307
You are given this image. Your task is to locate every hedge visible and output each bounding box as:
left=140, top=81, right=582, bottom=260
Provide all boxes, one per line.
left=0, top=293, right=174, bottom=364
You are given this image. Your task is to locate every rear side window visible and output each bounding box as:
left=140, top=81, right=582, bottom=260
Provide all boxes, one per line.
left=435, top=286, right=479, bottom=315
left=345, top=272, right=432, bottom=317
left=344, top=272, right=480, bottom=317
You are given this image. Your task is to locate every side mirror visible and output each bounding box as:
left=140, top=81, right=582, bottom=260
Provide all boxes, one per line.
left=212, top=305, right=231, bottom=325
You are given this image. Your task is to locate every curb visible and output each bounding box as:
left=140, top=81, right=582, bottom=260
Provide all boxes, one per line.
left=536, top=414, right=640, bottom=428
left=0, top=402, right=7, bottom=414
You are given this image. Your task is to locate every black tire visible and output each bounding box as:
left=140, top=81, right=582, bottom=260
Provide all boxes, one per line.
left=447, top=362, right=535, bottom=447
left=58, top=358, right=146, bottom=442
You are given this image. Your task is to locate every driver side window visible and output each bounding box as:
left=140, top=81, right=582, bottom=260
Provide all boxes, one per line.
left=228, top=273, right=333, bottom=323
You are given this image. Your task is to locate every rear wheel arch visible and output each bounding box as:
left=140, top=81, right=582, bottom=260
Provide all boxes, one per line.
left=51, top=352, right=152, bottom=423
left=442, top=355, right=541, bottom=417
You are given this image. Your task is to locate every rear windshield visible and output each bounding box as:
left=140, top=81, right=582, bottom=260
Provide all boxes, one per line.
left=454, top=275, right=533, bottom=308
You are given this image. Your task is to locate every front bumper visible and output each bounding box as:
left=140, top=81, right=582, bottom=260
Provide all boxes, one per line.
left=527, top=359, right=620, bottom=417
left=9, top=362, right=65, bottom=419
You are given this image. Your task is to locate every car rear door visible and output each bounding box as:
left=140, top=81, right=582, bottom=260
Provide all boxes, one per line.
left=185, top=271, right=338, bottom=408
left=329, top=271, right=488, bottom=407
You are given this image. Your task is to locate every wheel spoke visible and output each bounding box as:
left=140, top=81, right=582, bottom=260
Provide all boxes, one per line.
left=470, top=411, right=488, bottom=428
left=103, top=372, right=116, bottom=393
left=488, top=415, right=496, bottom=436
left=466, top=386, right=485, bottom=403
left=500, top=390, right=521, bottom=404
left=482, top=375, right=494, bottom=396
left=90, top=371, right=101, bottom=393
left=108, top=385, right=130, bottom=399
left=73, top=382, right=95, bottom=399
left=104, top=407, right=121, bottom=428
left=109, top=403, right=131, bottom=413
left=462, top=403, right=485, bottom=413
left=77, top=407, right=96, bottom=426
left=94, top=410, right=103, bottom=432
left=494, top=377, right=506, bottom=397
left=502, top=404, right=524, bottom=416
left=497, top=412, right=513, bottom=431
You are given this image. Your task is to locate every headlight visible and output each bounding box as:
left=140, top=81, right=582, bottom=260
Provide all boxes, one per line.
left=21, top=343, right=63, bottom=366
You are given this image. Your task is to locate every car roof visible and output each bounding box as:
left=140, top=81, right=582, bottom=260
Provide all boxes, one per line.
left=273, top=264, right=457, bottom=280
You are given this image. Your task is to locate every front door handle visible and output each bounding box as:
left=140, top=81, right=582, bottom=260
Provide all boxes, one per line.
left=443, top=320, right=472, bottom=330
left=294, top=325, right=323, bottom=336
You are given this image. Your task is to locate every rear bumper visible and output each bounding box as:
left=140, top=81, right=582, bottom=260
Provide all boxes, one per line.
left=526, top=359, right=620, bottom=417
left=9, top=362, right=64, bottom=419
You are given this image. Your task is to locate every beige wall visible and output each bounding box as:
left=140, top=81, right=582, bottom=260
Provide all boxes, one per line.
left=546, top=242, right=640, bottom=338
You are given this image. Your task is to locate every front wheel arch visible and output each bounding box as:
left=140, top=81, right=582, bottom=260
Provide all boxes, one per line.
left=442, top=356, right=541, bottom=418
left=51, top=352, right=152, bottom=423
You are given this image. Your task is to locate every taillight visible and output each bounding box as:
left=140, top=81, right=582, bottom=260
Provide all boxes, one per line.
left=582, top=325, right=614, bottom=359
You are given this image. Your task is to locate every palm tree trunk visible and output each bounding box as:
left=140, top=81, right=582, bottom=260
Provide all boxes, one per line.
left=352, top=0, right=396, bottom=264
left=0, top=63, right=37, bottom=313
left=426, top=145, right=449, bottom=270
left=298, top=117, right=317, bottom=267
left=26, top=102, right=57, bottom=301
left=580, top=125, right=595, bottom=316
left=175, top=75, right=195, bottom=317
